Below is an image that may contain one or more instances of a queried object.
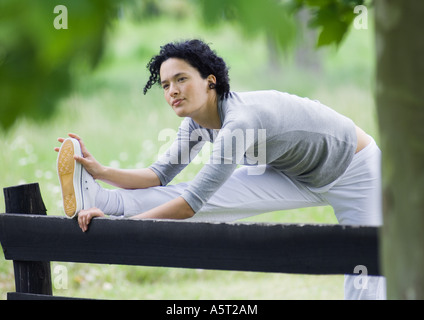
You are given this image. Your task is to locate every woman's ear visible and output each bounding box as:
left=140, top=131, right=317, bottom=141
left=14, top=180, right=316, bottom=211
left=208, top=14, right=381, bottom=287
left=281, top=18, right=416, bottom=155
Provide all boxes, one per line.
left=207, top=74, right=217, bottom=89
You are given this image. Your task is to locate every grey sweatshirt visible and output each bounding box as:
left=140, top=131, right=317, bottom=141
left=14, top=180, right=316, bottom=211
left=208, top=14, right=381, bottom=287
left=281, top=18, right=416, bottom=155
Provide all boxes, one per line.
left=150, top=90, right=357, bottom=213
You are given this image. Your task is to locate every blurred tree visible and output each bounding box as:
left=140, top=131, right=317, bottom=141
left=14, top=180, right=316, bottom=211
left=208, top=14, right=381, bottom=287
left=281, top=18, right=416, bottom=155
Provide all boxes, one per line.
left=197, top=0, right=297, bottom=52
left=375, top=0, right=424, bottom=299
left=0, top=0, right=116, bottom=130
left=293, top=8, right=322, bottom=74
left=0, top=0, right=367, bottom=131
left=295, top=0, right=361, bottom=47
left=119, top=0, right=192, bottom=21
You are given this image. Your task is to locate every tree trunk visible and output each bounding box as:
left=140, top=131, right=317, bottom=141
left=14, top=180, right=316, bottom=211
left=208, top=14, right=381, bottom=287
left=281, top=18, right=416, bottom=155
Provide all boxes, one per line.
left=375, top=0, right=424, bottom=299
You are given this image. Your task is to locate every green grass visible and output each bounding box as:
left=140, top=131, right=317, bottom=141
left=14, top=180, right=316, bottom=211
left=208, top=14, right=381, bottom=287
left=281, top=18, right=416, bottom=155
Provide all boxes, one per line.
left=0, top=15, right=376, bottom=300
left=48, top=263, right=343, bottom=300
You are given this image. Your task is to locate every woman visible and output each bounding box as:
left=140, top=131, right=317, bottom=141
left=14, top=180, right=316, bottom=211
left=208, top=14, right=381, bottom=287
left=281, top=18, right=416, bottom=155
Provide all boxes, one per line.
left=56, top=39, right=385, bottom=299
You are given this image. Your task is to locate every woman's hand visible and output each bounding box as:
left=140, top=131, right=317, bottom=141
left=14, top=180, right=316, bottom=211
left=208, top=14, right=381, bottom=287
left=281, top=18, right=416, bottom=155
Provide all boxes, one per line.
left=55, top=133, right=105, bottom=179
left=77, top=208, right=105, bottom=232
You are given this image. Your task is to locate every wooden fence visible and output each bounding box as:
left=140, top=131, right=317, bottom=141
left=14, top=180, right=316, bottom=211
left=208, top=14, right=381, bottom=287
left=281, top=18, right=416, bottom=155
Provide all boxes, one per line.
left=0, top=183, right=380, bottom=300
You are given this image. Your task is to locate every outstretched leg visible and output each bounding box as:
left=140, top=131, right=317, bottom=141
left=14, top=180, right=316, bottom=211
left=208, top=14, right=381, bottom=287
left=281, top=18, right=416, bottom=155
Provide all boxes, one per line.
left=97, top=165, right=328, bottom=222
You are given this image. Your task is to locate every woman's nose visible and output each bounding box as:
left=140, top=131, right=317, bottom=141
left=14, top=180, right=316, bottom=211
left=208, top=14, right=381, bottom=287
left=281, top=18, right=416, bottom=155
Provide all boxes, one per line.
left=169, top=83, right=179, bottom=96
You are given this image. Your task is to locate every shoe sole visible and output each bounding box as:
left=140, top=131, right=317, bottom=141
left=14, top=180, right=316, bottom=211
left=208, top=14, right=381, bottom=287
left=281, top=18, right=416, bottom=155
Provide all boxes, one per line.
left=57, top=138, right=83, bottom=218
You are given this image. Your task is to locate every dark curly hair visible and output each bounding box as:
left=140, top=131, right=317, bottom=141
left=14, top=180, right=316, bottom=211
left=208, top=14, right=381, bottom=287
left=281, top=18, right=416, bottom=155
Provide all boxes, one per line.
left=143, top=39, right=230, bottom=99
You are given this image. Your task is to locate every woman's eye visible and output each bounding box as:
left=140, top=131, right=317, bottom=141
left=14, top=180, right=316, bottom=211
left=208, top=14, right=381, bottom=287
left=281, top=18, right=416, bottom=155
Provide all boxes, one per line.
left=162, top=84, right=169, bottom=90
left=178, top=77, right=186, bottom=82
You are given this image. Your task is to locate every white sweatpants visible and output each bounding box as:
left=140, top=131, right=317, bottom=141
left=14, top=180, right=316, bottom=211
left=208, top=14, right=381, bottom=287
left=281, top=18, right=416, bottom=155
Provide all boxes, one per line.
left=96, top=138, right=386, bottom=300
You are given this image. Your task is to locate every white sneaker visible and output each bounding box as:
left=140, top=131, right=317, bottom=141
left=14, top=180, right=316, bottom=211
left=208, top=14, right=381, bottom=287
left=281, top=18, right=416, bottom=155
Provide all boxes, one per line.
left=57, top=138, right=99, bottom=218
left=81, top=166, right=99, bottom=210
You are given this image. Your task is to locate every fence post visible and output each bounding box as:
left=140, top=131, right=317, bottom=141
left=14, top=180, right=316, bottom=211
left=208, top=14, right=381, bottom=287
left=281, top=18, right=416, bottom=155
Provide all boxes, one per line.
left=3, top=183, right=53, bottom=296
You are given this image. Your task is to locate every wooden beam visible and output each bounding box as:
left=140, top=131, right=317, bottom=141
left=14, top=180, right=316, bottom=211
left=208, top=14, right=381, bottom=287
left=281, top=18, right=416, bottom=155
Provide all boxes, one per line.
left=0, top=214, right=380, bottom=275
left=3, top=184, right=52, bottom=296
left=7, top=292, right=90, bottom=300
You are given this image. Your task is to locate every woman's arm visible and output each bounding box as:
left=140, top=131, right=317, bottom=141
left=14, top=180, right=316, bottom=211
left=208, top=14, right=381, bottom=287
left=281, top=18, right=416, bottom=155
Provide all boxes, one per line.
left=56, top=133, right=161, bottom=189
left=77, top=196, right=194, bottom=232
left=95, top=167, right=161, bottom=189
left=129, top=196, right=194, bottom=220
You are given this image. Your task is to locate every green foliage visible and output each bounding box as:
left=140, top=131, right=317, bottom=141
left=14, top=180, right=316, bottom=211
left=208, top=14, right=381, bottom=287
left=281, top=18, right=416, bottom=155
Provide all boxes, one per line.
left=0, top=0, right=116, bottom=130
left=0, top=0, right=369, bottom=131
left=292, top=0, right=370, bottom=46
left=197, top=0, right=297, bottom=51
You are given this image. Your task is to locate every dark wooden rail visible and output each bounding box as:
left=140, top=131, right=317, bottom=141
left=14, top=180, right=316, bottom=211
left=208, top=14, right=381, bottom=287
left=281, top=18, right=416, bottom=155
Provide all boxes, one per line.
left=0, top=183, right=380, bottom=300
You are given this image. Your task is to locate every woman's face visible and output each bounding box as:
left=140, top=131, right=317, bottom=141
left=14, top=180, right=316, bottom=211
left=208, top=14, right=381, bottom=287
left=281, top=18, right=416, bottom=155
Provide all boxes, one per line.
left=160, top=58, right=215, bottom=119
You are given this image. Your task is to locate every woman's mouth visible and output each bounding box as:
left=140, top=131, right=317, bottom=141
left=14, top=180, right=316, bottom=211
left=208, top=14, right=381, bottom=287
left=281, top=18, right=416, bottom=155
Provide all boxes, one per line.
left=172, top=99, right=184, bottom=107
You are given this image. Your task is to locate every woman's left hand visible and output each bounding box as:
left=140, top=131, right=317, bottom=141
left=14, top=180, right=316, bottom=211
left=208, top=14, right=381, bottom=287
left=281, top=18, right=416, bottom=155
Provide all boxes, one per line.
left=77, top=208, right=105, bottom=232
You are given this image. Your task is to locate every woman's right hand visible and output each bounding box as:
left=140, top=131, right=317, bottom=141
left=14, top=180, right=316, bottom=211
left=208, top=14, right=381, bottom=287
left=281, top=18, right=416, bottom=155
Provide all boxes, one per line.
left=77, top=207, right=105, bottom=232
left=55, top=133, right=105, bottom=180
